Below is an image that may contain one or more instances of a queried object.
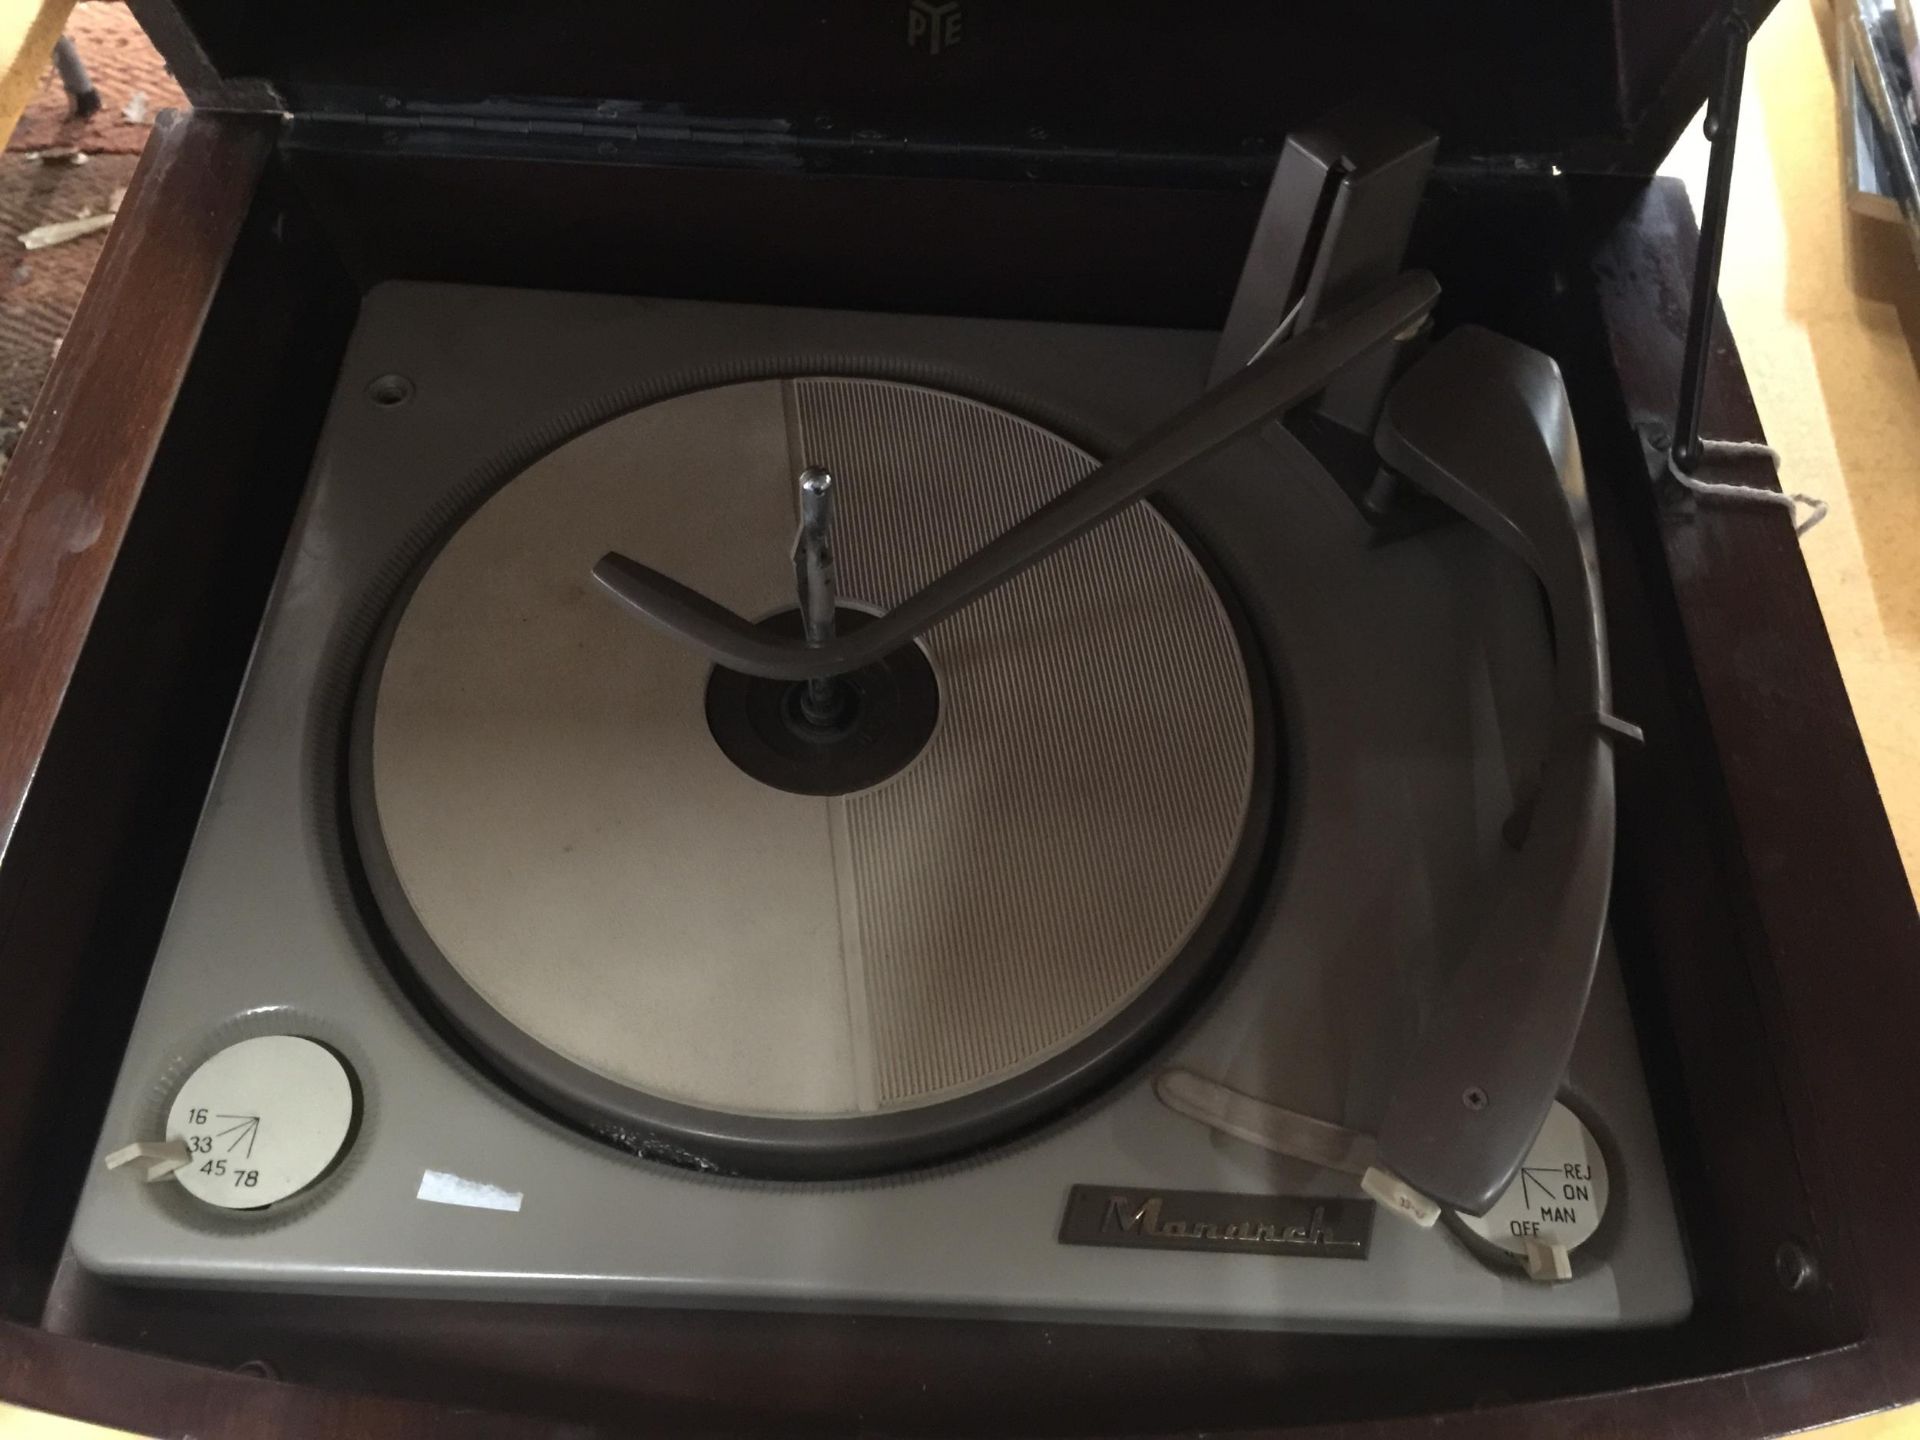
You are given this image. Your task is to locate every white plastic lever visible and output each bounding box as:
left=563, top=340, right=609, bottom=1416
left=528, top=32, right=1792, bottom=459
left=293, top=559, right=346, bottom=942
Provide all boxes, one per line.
left=104, top=1137, right=191, bottom=1183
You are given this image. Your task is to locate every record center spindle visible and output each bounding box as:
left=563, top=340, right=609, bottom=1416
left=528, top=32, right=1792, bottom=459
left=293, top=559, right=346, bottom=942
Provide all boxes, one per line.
left=792, top=467, right=848, bottom=729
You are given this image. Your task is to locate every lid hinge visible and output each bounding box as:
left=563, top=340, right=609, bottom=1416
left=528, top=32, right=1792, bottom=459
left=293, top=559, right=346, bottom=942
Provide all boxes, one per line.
left=283, top=94, right=804, bottom=167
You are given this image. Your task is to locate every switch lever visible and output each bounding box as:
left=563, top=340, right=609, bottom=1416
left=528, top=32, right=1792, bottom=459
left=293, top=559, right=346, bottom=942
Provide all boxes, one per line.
left=104, top=1137, right=191, bottom=1183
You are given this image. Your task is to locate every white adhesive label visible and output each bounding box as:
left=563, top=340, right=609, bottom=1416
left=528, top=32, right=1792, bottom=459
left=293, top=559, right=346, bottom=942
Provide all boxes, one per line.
left=417, top=1169, right=523, bottom=1212
left=1361, top=1165, right=1443, bottom=1228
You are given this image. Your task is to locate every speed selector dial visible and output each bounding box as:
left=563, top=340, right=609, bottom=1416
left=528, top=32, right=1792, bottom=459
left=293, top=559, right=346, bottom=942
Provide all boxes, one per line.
left=105, top=1035, right=357, bottom=1209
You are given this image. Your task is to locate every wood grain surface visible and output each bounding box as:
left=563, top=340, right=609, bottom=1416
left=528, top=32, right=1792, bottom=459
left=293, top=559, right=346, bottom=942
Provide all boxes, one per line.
left=0, top=110, right=267, bottom=855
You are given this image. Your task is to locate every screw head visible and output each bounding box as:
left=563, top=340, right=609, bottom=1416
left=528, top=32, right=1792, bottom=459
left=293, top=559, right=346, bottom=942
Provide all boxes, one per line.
left=367, top=374, right=414, bottom=408
left=1462, top=1087, right=1489, bottom=1112
left=1775, top=1241, right=1819, bottom=1293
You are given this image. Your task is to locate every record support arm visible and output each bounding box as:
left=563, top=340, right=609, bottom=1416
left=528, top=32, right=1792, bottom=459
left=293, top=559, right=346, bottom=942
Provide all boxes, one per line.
left=1372, top=327, right=1626, bottom=1216
left=595, top=102, right=1440, bottom=677
left=593, top=271, right=1441, bottom=681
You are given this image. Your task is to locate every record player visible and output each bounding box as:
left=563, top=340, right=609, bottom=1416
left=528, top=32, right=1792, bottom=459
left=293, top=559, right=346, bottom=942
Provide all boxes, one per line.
left=2, top=2, right=1919, bottom=1437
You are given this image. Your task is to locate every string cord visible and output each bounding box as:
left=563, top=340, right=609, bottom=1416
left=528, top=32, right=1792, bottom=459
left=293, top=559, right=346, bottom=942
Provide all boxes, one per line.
left=1667, top=438, right=1828, bottom=536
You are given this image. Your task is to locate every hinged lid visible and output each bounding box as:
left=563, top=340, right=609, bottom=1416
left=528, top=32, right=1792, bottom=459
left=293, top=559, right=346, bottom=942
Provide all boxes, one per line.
left=130, top=0, right=1776, bottom=176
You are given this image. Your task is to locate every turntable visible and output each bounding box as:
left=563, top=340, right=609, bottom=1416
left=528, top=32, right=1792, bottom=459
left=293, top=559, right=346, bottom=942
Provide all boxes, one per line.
left=8, top=1, right=1920, bottom=1435
left=63, top=109, right=1690, bottom=1331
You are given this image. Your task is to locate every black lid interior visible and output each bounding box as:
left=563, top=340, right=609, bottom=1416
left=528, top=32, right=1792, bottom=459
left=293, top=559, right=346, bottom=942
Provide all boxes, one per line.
left=135, top=0, right=1771, bottom=176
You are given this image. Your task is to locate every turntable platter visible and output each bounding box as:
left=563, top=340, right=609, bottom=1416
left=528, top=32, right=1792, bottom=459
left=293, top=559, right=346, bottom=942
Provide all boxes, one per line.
left=349, top=377, right=1270, bottom=1175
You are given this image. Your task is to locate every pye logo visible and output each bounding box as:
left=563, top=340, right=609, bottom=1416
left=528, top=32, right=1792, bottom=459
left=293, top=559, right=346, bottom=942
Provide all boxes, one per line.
left=907, top=0, right=963, bottom=54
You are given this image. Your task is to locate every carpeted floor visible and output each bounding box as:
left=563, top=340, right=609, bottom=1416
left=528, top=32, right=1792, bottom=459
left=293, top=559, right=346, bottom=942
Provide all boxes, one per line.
left=0, top=0, right=182, bottom=469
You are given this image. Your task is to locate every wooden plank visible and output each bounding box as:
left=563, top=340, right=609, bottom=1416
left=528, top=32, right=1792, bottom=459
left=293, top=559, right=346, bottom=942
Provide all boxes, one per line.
left=0, top=1322, right=556, bottom=1440
left=1591, top=177, right=1920, bottom=1422
left=0, top=105, right=352, bottom=1323
left=0, top=109, right=269, bottom=859
left=0, top=0, right=75, bottom=149
left=0, top=113, right=284, bottom=1322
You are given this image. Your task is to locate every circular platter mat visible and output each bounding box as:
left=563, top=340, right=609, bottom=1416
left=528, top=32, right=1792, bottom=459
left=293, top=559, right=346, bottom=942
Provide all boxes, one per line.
left=349, top=377, right=1271, bottom=1177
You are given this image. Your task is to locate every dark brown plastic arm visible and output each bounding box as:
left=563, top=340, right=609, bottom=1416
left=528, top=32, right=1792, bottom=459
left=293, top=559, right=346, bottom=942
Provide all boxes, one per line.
left=1372, top=325, right=1617, bottom=1216
left=593, top=271, right=1440, bottom=680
